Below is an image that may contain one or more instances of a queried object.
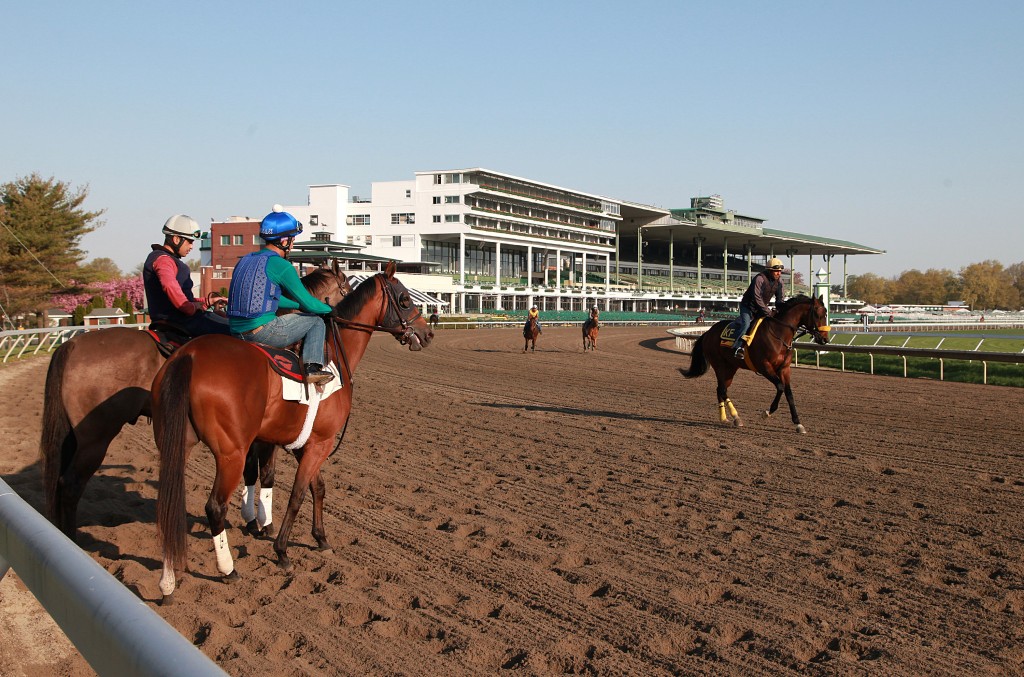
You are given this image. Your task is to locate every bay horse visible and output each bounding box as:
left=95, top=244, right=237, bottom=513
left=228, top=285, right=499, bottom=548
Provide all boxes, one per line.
left=154, top=261, right=431, bottom=603
left=679, top=295, right=830, bottom=434
left=523, top=317, right=539, bottom=353
left=582, top=318, right=599, bottom=351
left=39, top=265, right=350, bottom=542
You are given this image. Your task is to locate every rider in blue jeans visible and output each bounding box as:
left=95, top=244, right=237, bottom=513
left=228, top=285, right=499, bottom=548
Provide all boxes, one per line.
left=227, top=207, right=335, bottom=385
left=732, top=257, right=786, bottom=360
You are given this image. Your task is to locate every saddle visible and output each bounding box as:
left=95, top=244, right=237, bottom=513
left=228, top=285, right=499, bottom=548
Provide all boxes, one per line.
left=246, top=344, right=306, bottom=382
left=146, top=321, right=192, bottom=358
left=720, top=317, right=765, bottom=348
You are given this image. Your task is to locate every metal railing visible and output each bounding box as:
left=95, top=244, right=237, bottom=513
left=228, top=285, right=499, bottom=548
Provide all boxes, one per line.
left=0, top=478, right=226, bottom=676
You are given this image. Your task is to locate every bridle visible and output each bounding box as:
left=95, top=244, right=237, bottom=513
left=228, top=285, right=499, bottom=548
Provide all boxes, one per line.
left=766, top=299, right=831, bottom=348
left=329, top=273, right=423, bottom=345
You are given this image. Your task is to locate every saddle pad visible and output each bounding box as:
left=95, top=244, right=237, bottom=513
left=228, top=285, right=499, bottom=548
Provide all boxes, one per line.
left=720, top=317, right=765, bottom=346
left=281, top=363, right=343, bottom=403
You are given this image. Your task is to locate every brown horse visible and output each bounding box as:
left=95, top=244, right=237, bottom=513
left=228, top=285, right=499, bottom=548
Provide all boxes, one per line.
left=154, top=261, right=431, bottom=603
left=39, top=265, right=350, bottom=542
left=679, top=295, right=830, bottom=434
left=582, top=317, right=599, bottom=351
left=523, top=317, right=539, bottom=352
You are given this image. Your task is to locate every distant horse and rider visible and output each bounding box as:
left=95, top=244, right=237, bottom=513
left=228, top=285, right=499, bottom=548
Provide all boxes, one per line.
left=154, top=261, right=432, bottom=603
left=679, top=294, right=830, bottom=433
left=523, top=305, right=541, bottom=352
left=582, top=305, right=600, bottom=351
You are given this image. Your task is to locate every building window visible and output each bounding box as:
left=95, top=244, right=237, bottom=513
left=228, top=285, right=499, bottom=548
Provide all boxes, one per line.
left=253, top=234, right=260, bottom=245
left=444, top=214, right=460, bottom=223
left=233, top=235, right=243, bottom=245
left=432, top=196, right=441, bottom=204
left=432, top=215, right=441, bottom=223
left=445, top=195, right=460, bottom=204
left=347, top=214, right=371, bottom=226
left=365, top=235, right=372, bottom=245
left=434, top=174, right=442, bottom=185
left=405, top=189, right=411, bottom=198
left=390, top=213, right=415, bottom=225
left=220, top=235, right=230, bottom=246
left=393, top=236, right=402, bottom=247
left=309, top=215, right=318, bottom=226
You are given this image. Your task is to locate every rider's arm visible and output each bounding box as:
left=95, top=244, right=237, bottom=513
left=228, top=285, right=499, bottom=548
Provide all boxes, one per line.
left=151, top=255, right=203, bottom=316
left=752, top=276, right=774, bottom=316
left=267, top=257, right=333, bottom=314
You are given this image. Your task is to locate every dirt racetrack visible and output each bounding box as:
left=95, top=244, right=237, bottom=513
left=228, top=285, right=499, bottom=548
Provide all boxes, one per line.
left=2, top=325, right=1024, bottom=676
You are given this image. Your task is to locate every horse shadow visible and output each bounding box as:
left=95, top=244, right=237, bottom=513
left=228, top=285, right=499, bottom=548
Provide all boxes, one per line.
left=639, top=336, right=683, bottom=354
left=474, top=401, right=712, bottom=428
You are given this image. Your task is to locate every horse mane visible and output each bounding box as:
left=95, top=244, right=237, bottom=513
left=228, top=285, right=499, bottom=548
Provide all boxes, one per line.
left=301, top=268, right=339, bottom=299
left=777, top=294, right=813, bottom=314
left=334, top=273, right=381, bottom=320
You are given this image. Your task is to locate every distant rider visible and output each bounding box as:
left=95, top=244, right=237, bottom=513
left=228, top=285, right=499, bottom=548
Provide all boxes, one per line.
left=732, top=257, right=785, bottom=360
left=525, top=305, right=542, bottom=334
left=227, top=206, right=335, bottom=385
left=142, top=214, right=230, bottom=336
left=589, top=305, right=600, bottom=327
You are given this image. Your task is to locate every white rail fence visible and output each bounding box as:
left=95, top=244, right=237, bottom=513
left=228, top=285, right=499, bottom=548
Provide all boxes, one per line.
left=0, top=478, right=226, bottom=676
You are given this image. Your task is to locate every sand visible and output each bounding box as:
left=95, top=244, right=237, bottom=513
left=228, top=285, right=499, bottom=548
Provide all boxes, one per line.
left=1, top=325, right=1023, bottom=675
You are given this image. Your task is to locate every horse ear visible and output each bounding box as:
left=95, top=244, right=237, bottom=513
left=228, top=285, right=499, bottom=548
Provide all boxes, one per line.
left=386, top=260, right=397, bottom=278
left=332, top=259, right=340, bottom=277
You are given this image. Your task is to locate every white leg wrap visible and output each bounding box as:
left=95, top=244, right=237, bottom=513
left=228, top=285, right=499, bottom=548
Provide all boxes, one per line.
left=240, top=485, right=256, bottom=523
left=257, top=487, right=273, bottom=528
left=212, top=530, right=234, bottom=576
left=159, top=561, right=176, bottom=597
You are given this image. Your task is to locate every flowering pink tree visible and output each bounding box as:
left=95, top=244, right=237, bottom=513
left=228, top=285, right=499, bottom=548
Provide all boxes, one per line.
left=52, top=276, right=145, bottom=312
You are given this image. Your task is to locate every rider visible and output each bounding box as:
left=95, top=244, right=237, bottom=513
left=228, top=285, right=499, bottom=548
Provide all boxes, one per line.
left=227, top=206, right=335, bottom=385
left=732, top=257, right=785, bottom=360
left=589, top=304, right=600, bottom=326
left=525, top=305, right=541, bottom=334
left=143, top=214, right=231, bottom=336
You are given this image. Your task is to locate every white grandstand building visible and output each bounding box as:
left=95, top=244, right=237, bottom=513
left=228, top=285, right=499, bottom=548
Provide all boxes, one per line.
left=204, top=167, right=883, bottom=314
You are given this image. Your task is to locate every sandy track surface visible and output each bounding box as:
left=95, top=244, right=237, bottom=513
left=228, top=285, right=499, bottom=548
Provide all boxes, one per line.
left=2, top=326, right=1023, bottom=675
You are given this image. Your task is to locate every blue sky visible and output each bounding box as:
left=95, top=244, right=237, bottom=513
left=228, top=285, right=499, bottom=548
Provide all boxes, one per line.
left=4, top=1, right=1022, bottom=278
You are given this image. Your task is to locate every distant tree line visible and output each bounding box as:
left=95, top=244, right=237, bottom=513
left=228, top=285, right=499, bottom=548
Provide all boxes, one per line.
left=841, top=262, right=1024, bottom=310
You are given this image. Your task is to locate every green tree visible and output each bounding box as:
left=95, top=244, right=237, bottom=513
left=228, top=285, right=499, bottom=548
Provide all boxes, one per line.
left=847, top=273, right=892, bottom=305
left=0, top=174, right=105, bottom=318
left=1005, top=261, right=1024, bottom=310
left=892, top=268, right=955, bottom=305
left=958, top=260, right=1017, bottom=310
left=79, top=257, right=122, bottom=283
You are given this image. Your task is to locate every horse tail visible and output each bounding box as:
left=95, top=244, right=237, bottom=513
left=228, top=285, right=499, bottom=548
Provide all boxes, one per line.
left=679, top=332, right=710, bottom=379
left=40, top=341, right=75, bottom=524
left=156, top=353, right=193, bottom=573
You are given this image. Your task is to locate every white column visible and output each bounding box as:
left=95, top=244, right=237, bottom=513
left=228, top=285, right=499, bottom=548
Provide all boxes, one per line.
left=581, top=252, right=587, bottom=294
left=459, top=233, right=466, bottom=287
left=495, top=242, right=502, bottom=310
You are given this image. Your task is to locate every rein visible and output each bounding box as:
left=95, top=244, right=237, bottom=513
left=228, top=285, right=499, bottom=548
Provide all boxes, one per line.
left=329, top=274, right=424, bottom=344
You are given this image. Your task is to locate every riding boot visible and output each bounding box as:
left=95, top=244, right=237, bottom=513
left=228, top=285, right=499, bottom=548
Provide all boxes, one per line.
left=733, top=345, right=745, bottom=360
left=305, top=363, right=334, bottom=385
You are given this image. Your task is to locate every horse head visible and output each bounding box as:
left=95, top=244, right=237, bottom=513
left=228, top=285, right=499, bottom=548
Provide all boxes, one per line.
left=803, top=295, right=831, bottom=345
left=333, top=261, right=432, bottom=350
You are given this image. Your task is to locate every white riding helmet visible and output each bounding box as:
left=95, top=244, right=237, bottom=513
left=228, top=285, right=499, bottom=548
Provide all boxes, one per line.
left=767, top=257, right=785, bottom=271
left=162, top=214, right=202, bottom=241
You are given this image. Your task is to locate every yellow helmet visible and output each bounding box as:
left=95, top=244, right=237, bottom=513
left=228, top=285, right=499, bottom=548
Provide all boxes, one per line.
left=767, top=257, right=785, bottom=271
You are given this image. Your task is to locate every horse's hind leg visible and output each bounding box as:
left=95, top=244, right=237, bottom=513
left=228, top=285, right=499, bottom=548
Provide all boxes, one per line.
left=206, top=452, right=246, bottom=581
left=716, top=380, right=742, bottom=427
left=241, top=442, right=277, bottom=538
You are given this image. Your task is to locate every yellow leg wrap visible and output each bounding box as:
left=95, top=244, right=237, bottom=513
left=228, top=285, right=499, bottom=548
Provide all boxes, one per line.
left=718, top=402, right=728, bottom=422
left=726, top=399, right=739, bottom=418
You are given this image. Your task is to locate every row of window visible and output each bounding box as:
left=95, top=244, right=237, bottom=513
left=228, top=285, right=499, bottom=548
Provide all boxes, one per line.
left=219, top=234, right=259, bottom=246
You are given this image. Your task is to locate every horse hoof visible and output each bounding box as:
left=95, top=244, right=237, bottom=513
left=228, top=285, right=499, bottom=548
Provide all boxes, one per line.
left=245, top=519, right=261, bottom=537
left=160, top=593, right=175, bottom=606
left=760, top=410, right=771, bottom=419
left=315, top=543, right=333, bottom=553
left=733, top=419, right=743, bottom=428
left=222, top=570, right=240, bottom=584
left=263, top=524, right=278, bottom=539
left=277, top=556, right=294, bottom=572
left=796, top=424, right=807, bottom=434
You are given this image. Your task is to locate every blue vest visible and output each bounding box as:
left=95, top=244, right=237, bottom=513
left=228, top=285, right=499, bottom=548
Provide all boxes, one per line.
left=227, top=250, right=282, bottom=319
left=142, top=247, right=194, bottom=321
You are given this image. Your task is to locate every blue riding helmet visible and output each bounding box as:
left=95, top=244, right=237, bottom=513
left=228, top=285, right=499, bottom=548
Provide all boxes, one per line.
left=259, top=206, right=303, bottom=241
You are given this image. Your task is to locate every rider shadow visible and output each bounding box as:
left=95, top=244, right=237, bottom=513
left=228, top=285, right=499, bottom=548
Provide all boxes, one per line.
left=2, top=461, right=160, bottom=563
left=474, top=401, right=711, bottom=427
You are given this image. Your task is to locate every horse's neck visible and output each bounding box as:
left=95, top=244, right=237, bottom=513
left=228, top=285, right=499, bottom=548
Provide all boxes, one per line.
left=777, top=302, right=810, bottom=331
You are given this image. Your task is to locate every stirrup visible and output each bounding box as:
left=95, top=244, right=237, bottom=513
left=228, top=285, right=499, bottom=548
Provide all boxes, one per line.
left=305, top=364, right=334, bottom=385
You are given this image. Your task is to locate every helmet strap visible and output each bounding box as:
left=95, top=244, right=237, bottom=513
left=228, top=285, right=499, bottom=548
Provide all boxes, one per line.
left=166, top=235, right=187, bottom=258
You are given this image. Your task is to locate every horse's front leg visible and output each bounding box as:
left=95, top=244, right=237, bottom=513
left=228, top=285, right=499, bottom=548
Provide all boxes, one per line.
left=782, top=382, right=805, bottom=434
left=274, top=440, right=330, bottom=572
left=309, top=470, right=331, bottom=551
